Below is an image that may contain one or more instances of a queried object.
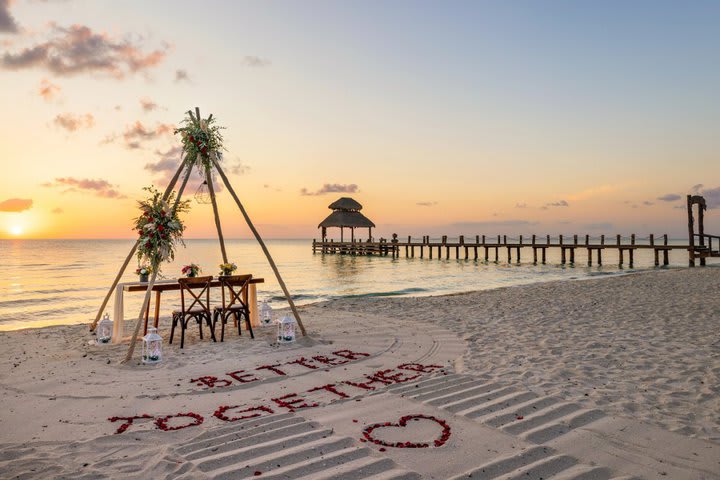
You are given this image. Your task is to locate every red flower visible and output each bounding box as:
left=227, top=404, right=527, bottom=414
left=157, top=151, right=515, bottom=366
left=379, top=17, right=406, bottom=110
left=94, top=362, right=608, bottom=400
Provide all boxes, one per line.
left=213, top=405, right=274, bottom=422
left=108, top=414, right=153, bottom=434
left=361, top=414, right=451, bottom=449
left=155, top=412, right=204, bottom=431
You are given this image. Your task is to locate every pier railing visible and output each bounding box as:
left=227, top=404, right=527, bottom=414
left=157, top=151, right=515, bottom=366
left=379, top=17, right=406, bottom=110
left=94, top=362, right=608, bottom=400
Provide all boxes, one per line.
left=311, top=233, right=707, bottom=267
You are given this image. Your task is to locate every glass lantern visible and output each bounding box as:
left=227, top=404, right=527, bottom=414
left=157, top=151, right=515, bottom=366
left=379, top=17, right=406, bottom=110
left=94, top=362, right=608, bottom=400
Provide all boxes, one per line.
left=259, top=300, right=273, bottom=326
left=277, top=315, right=296, bottom=343
left=96, top=313, right=113, bottom=344
left=142, top=327, right=163, bottom=364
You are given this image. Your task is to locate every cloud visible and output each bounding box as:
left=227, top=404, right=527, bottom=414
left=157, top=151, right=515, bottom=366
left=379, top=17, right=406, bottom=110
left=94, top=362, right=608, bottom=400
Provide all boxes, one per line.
left=451, top=220, right=536, bottom=228
left=2, top=24, right=168, bottom=77
left=38, top=78, right=60, bottom=101
left=140, top=97, right=158, bottom=112
left=696, top=186, right=720, bottom=209
left=642, top=201, right=654, bottom=206
left=657, top=193, right=681, bottom=202
left=0, top=0, right=19, bottom=33
left=145, top=146, right=182, bottom=173
left=143, top=146, right=222, bottom=194
left=544, top=200, right=569, bottom=208
left=691, top=184, right=703, bottom=194
left=122, top=120, right=174, bottom=148
left=416, top=201, right=437, bottom=207
left=229, top=157, right=250, bottom=175
left=0, top=198, right=32, bottom=212
left=175, top=69, right=189, bottom=82
left=53, top=112, right=94, bottom=132
left=243, top=55, right=270, bottom=67
left=515, top=203, right=527, bottom=209
left=301, top=183, right=358, bottom=196
left=43, top=177, right=126, bottom=198
left=51, top=207, right=63, bottom=214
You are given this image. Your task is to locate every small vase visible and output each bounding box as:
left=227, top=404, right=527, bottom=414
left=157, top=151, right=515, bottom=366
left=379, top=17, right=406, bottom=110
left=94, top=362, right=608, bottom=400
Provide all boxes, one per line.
left=187, top=272, right=197, bottom=278
left=139, top=273, right=149, bottom=282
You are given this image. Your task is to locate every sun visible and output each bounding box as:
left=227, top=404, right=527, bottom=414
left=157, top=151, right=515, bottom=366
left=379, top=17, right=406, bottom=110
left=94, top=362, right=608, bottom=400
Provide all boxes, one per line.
left=9, top=225, right=23, bottom=236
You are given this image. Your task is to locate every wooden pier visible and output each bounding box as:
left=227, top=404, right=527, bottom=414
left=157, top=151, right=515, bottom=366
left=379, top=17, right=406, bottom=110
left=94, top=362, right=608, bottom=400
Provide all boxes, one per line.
left=312, top=195, right=720, bottom=267
left=312, top=233, right=699, bottom=267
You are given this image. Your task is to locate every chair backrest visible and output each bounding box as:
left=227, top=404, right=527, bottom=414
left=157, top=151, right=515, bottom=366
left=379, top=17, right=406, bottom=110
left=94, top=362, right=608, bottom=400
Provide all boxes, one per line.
left=178, top=276, right=213, bottom=313
left=219, top=274, right=252, bottom=310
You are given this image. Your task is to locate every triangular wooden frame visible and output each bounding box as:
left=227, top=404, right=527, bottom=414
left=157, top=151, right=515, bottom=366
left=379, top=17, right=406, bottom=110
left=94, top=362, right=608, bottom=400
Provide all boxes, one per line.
left=90, top=107, right=307, bottom=363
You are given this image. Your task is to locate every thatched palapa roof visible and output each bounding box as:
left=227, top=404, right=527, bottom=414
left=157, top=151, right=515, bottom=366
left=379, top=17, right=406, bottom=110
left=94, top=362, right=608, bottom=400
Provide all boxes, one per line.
left=328, top=197, right=363, bottom=211
left=319, top=210, right=375, bottom=228
left=318, top=197, right=375, bottom=229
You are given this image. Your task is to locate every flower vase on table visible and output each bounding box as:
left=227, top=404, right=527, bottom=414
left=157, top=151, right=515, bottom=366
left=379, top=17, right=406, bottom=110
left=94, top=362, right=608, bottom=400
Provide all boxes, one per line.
left=218, top=262, right=237, bottom=277
left=135, top=265, right=152, bottom=283
left=181, top=264, right=200, bottom=278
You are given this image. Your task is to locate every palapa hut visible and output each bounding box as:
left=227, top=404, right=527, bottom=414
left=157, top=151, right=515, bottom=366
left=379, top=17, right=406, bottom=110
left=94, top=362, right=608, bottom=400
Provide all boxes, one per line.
left=319, top=197, right=375, bottom=242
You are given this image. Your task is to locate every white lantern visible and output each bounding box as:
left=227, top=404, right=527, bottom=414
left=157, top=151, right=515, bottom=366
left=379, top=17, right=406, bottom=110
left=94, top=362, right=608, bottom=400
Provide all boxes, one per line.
left=277, top=315, right=296, bottom=343
left=259, top=300, right=273, bottom=326
left=142, top=327, right=163, bottom=364
left=96, top=313, right=113, bottom=344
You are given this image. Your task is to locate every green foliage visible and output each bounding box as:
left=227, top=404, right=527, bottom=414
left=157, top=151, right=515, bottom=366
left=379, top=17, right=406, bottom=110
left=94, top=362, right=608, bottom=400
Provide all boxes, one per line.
left=134, top=186, right=191, bottom=271
left=174, top=110, right=225, bottom=172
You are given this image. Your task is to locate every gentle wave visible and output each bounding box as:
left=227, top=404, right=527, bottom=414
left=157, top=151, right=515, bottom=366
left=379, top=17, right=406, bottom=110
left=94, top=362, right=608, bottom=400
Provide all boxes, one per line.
left=0, top=238, right=710, bottom=330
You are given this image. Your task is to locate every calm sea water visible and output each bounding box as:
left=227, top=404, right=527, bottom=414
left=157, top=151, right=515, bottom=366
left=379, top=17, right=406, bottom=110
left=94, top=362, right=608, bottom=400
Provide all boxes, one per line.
left=0, top=238, right=711, bottom=331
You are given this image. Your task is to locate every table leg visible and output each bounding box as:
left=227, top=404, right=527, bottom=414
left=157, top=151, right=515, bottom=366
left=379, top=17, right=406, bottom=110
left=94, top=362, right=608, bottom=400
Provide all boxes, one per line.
left=249, top=284, right=259, bottom=327
left=154, top=291, right=161, bottom=329
left=112, top=284, right=124, bottom=344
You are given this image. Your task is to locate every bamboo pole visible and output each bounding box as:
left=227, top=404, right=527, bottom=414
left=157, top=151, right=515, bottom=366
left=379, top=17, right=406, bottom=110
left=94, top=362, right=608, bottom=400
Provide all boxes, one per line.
left=122, top=270, right=158, bottom=363
left=123, top=162, right=193, bottom=363
left=90, top=156, right=187, bottom=331
left=210, top=155, right=308, bottom=336
left=205, top=165, right=228, bottom=263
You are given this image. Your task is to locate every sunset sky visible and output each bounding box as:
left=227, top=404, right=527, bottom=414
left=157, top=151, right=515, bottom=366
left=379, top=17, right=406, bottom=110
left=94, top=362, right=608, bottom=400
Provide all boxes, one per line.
left=1, top=0, right=719, bottom=239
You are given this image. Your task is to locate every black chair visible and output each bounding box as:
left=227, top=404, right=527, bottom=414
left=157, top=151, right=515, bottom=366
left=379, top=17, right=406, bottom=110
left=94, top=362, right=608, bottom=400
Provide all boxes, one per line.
left=170, top=276, right=216, bottom=348
left=213, top=274, right=254, bottom=341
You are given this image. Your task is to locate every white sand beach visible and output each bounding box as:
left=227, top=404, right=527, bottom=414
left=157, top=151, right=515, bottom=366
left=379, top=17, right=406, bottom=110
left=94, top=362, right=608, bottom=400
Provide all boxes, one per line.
left=1, top=267, right=719, bottom=479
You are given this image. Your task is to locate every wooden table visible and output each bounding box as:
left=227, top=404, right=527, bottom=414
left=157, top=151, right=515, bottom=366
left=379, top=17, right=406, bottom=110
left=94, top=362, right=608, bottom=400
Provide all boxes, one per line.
left=112, top=278, right=264, bottom=343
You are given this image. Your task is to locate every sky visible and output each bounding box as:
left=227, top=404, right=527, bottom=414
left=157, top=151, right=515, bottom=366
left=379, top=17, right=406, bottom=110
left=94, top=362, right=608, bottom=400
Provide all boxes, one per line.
left=0, top=0, right=719, bottom=239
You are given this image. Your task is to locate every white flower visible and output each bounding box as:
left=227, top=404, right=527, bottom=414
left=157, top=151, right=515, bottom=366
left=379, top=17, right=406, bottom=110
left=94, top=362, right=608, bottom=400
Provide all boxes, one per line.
left=144, top=224, right=156, bottom=231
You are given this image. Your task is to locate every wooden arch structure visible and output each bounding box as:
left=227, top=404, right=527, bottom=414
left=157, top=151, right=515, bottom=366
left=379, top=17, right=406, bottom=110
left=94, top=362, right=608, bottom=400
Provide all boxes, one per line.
left=90, top=108, right=306, bottom=362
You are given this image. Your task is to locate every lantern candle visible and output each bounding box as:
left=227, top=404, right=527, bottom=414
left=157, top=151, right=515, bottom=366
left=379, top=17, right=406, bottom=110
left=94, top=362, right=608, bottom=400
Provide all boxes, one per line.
left=96, top=313, right=113, bottom=344
left=142, top=327, right=163, bottom=364
left=259, top=300, right=273, bottom=326
left=277, top=315, right=296, bottom=343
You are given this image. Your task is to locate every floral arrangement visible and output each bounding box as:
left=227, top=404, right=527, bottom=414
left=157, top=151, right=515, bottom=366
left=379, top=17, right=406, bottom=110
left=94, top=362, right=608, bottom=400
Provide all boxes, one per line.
left=134, top=186, right=189, bottom=271
left=175, top=111, right=225, bottom=172
left=181, top=263, right=201, bottom=277
left=219, top=262, right=237, bottom=276
left=135, top=265, right=152, bottom=276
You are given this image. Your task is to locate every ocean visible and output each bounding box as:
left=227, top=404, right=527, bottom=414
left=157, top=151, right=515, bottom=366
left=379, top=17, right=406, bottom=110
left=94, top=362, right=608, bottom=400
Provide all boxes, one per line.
left=0, top=238, right=709, bottom=331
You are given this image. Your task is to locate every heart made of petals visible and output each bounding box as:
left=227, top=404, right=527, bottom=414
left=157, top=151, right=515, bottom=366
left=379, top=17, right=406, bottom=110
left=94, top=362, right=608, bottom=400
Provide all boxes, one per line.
left=362, top=414, right=451, bottom=448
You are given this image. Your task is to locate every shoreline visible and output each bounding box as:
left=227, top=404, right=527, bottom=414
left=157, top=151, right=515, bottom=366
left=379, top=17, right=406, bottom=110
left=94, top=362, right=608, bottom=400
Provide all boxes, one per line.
left=0, top=262, right=694, bottom=334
